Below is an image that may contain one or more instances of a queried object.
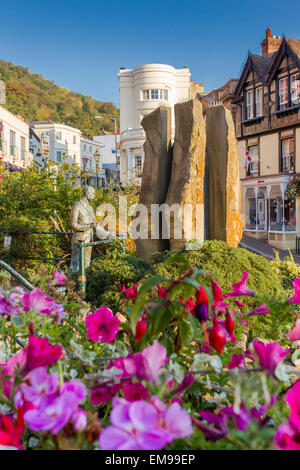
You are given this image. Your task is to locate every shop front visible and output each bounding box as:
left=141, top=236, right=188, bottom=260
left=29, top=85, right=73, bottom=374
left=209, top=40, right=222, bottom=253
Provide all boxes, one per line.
left=243, top=176, right=298, bottom=250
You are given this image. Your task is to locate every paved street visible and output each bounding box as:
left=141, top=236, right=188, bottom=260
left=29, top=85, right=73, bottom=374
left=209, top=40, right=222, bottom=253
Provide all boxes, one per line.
left=240, top=234, right=300, bottom=263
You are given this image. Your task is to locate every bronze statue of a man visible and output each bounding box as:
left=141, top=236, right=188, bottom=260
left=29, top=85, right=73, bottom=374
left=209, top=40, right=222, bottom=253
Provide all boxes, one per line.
left=68, top=186, right=96, bottom=279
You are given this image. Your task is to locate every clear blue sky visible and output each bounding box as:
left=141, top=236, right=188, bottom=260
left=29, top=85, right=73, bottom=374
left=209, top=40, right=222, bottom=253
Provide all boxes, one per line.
left=1, top=0, right=300, bottom=106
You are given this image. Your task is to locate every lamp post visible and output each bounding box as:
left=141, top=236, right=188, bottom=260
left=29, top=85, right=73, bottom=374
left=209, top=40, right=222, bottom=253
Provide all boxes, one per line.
left=94, top=149, right=101, bottom=189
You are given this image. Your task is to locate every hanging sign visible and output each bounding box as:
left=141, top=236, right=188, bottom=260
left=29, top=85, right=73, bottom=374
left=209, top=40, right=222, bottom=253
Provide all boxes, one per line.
left=41, top=133, right=50, bottom=157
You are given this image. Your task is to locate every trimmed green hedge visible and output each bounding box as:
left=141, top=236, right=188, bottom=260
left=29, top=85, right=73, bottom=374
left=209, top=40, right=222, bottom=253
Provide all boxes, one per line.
left=86, top=241, right=285, bottom=316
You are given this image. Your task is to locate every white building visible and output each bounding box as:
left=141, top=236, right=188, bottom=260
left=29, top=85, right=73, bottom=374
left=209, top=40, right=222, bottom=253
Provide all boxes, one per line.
left=29, top=121, right=82, bottom=168
left=0, top=105, right=33, bottom=171
left=80, top=136, right=105, bottom=187
left=118, top=64, right=198, bottom=184
left=93, top=132, right=120, bottom=177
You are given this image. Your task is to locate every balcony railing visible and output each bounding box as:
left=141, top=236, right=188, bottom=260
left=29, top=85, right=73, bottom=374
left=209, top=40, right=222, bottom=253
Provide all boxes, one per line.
left=120, top=128, right=146, bottom=140
left=0, top=141, right=33, bottom=167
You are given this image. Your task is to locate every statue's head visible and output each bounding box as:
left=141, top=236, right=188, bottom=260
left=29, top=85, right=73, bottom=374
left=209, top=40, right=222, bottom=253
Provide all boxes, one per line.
left=83, top=186, right=96, bottom=202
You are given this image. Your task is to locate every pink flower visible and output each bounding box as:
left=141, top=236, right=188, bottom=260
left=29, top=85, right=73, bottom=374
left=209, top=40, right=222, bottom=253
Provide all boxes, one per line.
left=192, top=411, right=228, bottom=442
left=123, top=383, right=150, bottom=402
left=22, top=287, right=65, bottom=324
left=287, top=318, right=300, bottom=342
left=53, top=271, right=67, bottom=286
left=24, top=392, right=80, bottom=435
left=246, top=304, right=270, bottom=317
left=208, top=318, right=227, bottom=354
left=135, top=341, right=168, bottom=384
left=22, top=288, right=55, bottom=315
left=120, top=284, right=138, bottom=300
left=91, top=383, right=123, bottom=405
left=17, top=367, right=59, bottom=407
left=163, top=402, right=193, bottom=439
left=71, top=409, right=87, bottom=431
left=252, top=340, right=289, bottom=377
left=275, top=381, right=300, bottom=449
left=287, top=279, right=300, bottom=304
left=225, top=272, right=254, bottom=298
left=227, top=353, right=245, bottom=369
left=135, top=316, right=147, bottom=342
left=85, top=307, right=120, bottom=343
left=20, top=336, right=63, bottom=377
left=99, top=398, right=172, bottom=450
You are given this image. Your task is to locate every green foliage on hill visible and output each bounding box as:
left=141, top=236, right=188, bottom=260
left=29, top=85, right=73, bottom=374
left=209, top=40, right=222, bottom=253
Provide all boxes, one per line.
left=0, top=59, right=119, bottom=138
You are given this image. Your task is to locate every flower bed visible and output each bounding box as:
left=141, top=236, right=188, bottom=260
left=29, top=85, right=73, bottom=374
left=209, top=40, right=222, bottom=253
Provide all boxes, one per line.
left=1, top=256, right=300, bottom=450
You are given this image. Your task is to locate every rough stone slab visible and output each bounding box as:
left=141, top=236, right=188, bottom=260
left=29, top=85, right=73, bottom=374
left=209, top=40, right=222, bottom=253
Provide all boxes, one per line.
left=165, top=99, right=206, bottom=250
left=206, top=105, right=243, bottom=247
left=134, top=107, right=173, bottom=262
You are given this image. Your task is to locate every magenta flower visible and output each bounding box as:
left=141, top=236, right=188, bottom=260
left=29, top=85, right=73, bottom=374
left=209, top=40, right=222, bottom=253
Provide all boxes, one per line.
left=225, top=272, right=254, bottom=298
left=227, top=353, right=245, bottom=369
left=85, top=307, right=120, bottom=343
left=123, top=383, right=150, bottom=402
left=60, top=380, right=86, bottom=402
left=0, top=289, right=21, bottom=317
left=91, top=383, right=123, bottom=405
left=20, top=336, right=63, bottom=377
left=252, top=340, right=289, bottom=377
left=275, top=421, right=300, bottom=450
left=246, top=304, right=270, bottom=317
left=192, top=411, right=228, bottom=442
left=53, top=271, right=67, bottom=286
left=287, top=318, right=300, bottom=342
left=99, top=398, right=172, bottom=450
left=1, top=349, right=27, bottom=399
left=287, top=279, right=300, bottom=304
left=275, top=381, right=300, bottom=449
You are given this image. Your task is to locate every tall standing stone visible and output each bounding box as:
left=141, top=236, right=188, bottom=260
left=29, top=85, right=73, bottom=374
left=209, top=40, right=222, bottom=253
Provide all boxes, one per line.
left=206, top=105, right=243, bottom=247
left=134, top=107, right=173, bottom=262
left=165, top=100, right=206, bottom=250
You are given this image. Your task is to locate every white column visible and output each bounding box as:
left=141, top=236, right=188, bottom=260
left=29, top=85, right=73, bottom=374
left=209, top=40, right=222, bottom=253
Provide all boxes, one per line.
left=254, top=186, right=258, bottom=232
left=280, top=183, right=288, bottom=233
left=266, top=185, right=271, bottom=236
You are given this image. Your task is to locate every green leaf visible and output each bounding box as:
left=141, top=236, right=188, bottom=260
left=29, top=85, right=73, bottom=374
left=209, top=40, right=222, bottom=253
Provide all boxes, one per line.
left=151, top=306, right=173, bottom=336
left=11, top=316, right=24, bottom=327
left=165, top=255, right=190, bottom=272
left=178, top=316, right=192, bottom=347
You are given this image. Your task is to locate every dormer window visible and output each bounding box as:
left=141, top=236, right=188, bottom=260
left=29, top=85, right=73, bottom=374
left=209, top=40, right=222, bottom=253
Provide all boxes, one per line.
left=245, top=87, right=263, bottom=119
left=291, top=73, right=300, bottom=105
left=246, top=90, right=254, bottom=119
left=279, top=78, right=289, bottom=109
left=255, top=87, right=263, bottom=116
left=278, top=74, right=300, bottom=110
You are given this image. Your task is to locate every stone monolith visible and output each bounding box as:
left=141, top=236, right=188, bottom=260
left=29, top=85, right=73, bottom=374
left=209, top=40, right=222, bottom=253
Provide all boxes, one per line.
left=133, top=107, right=173, bottom=262
left=206, top=105, right=243, bottom=247
left=165, top=100, right=206, bottom=250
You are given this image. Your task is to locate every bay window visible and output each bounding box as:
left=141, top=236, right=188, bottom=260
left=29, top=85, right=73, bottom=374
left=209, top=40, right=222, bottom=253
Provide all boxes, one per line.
left=142, top=89, right=168, bottom=101
left=134, top=155, right=143, bottom=177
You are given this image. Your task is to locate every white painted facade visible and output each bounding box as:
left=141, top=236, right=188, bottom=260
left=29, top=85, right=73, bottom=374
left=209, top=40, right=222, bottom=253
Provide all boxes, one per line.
left=80, top=136, right=105, bottom=187
left=118, top=64, right=191, bottom=184
left=93, top=134, right=120, bottom=166
left=29, top=121, right=82, bottom=168
left=0, top=105, right=33, bottom=170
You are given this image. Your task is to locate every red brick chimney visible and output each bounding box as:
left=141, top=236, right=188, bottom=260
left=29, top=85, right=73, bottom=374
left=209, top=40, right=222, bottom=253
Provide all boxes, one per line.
left=261, top=28, right=282, bottom=56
